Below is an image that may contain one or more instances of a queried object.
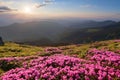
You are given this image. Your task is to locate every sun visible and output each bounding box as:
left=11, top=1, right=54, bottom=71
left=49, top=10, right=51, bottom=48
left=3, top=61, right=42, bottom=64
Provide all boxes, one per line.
left=23, top=6, right=32, bottom=14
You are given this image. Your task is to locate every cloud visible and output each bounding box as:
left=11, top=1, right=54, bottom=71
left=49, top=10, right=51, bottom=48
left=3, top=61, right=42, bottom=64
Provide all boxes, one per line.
left=36, top=0, right=54, bottom=8
left=0, top=6, right=11, bottom=10
left=0, top=0, right=54, bottom=10
left=0, top=6, right=17, bottom=12
left=36, top=4, right=46, bottom=8
left=44, top=0, right=54, bottom=3
left=0, top=0, right=54, bottom=13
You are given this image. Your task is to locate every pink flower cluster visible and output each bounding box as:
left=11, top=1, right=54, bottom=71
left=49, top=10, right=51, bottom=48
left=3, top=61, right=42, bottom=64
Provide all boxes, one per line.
left=0, top=56, right=38, bottom=63
left=45, top=47, right=62, bottom=54
left=88, top=49, right=120, bottom=69
left=115, top=50, right=120, bottom=54
left=114, top=39, right=120, bottom=42
left=0, top=56, right=38, bottom=71
left=1, top=49, right=120, bottom=80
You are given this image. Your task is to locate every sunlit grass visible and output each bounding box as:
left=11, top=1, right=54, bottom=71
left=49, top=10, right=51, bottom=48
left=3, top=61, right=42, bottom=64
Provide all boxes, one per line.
left=0, top=40, right=120, bottom=77
left=0, top=42, right=44, bottom=57
left=62, top=40, right=120, bottom=58
left=0, top=40, right=120, bottom=58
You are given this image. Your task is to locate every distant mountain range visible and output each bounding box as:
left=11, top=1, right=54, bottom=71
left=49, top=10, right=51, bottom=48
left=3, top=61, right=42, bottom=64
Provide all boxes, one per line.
left=60, top=21, right=120, bottom=44
left=69, top=20, right=116, bottom=28
left=0, top=21, right=65, bottom=42
left=0, top=20, right=120, bottom=46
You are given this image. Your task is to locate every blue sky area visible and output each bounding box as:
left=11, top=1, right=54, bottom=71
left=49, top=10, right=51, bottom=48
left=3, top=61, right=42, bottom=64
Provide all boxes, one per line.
left=0, top=0, right=120, bottom=22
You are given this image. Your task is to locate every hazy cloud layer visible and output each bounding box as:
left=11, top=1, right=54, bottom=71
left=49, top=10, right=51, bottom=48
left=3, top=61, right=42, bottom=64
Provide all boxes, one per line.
left=0, top=1, right=17, bottom=13
left=0, top=0, right=54, bottom=12
left=0, top=6, right=17, bottom=12
left=36, top=0, right=54, bottom=8
left=0, top=0, right=120, bottom=22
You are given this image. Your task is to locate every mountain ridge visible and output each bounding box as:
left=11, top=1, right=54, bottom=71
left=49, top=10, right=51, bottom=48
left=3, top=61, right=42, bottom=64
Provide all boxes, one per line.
left=0, top=20, right=119, bottom=46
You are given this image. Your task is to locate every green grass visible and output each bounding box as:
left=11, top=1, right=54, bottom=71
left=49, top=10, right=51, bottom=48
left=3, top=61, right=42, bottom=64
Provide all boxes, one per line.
left=0, top=40, right=120, bottom=58
left=0, top=42, right=44, bottom=57
left=86, top=29, right=100, bottom=33
left=0, top=69, right=4, bottom=75
left=0, top=40, right=120, bottom=76
left=62, top=40, right=120, bottom=58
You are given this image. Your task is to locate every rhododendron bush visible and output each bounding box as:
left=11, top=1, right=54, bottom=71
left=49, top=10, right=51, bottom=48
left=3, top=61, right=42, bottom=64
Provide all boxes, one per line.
left=0, top=49, right=120, bottom=80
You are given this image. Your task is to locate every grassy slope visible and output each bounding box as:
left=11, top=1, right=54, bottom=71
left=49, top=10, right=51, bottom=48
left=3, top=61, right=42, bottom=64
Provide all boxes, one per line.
left=0, top=42, right=43, bottom=57
left=0, top=40, right=120, bottom=75
left=62, top=40, right=120, bottom=58
left=0, top=40, right=120, bottom=58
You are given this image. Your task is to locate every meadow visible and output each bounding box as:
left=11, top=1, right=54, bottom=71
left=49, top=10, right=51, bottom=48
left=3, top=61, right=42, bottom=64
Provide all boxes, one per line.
left=0, top=40, right=120, bottom=80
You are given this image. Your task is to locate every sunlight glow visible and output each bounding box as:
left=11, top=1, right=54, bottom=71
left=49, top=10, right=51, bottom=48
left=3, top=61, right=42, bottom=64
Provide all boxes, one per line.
left=23, top=6, right=32, bottom=14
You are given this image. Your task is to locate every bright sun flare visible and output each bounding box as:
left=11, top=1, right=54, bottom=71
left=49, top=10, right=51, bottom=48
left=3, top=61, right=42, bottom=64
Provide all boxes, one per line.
left=24, top=7, right=32, bottom=13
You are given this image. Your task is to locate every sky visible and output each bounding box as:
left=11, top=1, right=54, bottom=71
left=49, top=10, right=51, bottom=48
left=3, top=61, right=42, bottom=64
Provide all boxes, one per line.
left=0, top=0, right=120, bottom=26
